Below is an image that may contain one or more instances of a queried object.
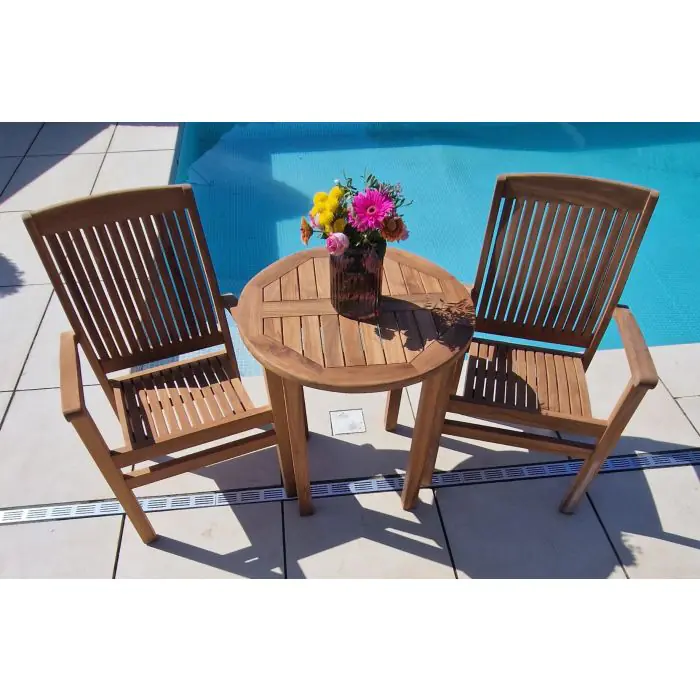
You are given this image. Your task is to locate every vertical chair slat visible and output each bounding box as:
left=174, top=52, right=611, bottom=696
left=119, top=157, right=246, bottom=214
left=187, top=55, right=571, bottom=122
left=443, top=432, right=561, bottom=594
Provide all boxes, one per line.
left=505, top=200, right=547, bottom=324
left=559, top=208, right=616, bottom=332
left=545, top=209, right=605, bottom=331
left=492, top=199, right=535, bottom=322
left=163, top=210, right=208, bottom=335
left=484, top=198, right=525, bottom=320
left=174, top=209, right=220, bottom=335
left=515, top=202, right=558, bottom=325
left=69, top=227, right=131, bottom=357
left=44, top=233, right=110, bottom=360
left=120, top=216, right=179, bottom=347
left=476, top=197, right=514, bottom=310
left=139, top=213, right=189, bottom=343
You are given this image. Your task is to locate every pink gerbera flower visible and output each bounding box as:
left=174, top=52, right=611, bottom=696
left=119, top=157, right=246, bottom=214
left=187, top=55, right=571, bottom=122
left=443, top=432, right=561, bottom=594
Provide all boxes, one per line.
left=348, top=188, right=394, bottom=231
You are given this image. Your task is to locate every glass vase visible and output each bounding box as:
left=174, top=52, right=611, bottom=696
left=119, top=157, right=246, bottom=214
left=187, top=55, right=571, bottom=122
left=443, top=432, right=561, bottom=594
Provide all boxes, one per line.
left=329, top=246, right=384, bottom=321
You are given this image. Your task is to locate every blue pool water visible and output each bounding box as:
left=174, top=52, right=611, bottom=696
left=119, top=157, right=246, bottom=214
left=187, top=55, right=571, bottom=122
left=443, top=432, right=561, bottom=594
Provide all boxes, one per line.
left=174, top=122, right=700, bottom=376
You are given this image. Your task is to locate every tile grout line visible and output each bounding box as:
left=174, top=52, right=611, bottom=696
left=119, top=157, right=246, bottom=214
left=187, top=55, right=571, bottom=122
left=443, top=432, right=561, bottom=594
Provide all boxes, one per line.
left=88, top=127, right=118, bottom=196
left=111, top=515, right=127, bottom=579
left=0, top=123, right=45, bottom=200
left=585, top=492, right=630, bottom=579
left=13, top=384, right=100, bottom=393
left=280, top=501, right=288, bottom=579
left=0, top=282, right=54, bottom=289
left=0, top=289, right=54, bottom=433
left=432, top=489, right=459, bottom=579
left=665, top=377, right=700, bottom=440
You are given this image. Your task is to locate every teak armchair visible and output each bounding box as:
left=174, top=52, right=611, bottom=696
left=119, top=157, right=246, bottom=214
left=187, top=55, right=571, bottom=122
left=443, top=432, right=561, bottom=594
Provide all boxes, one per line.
left=24, top=185, right=290, bottom=544
left=391, top=174, right=660, bottom=512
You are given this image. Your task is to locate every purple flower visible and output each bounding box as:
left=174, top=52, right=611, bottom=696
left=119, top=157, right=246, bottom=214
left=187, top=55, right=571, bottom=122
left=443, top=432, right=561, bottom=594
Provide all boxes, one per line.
left=348, top=188, right=394, bottom=231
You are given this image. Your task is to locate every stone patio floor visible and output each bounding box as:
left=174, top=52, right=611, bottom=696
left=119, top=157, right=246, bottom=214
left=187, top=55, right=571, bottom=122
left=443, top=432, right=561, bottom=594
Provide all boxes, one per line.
left=1, top=122, right=699, bottom=578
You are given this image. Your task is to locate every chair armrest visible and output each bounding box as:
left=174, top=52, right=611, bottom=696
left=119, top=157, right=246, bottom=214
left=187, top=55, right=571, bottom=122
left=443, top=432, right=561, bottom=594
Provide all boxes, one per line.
left=613, top=305, right=658, bottom=389
left=60, top=331, right=85, bottom=421
left=220, top=293, right=239, bottom=322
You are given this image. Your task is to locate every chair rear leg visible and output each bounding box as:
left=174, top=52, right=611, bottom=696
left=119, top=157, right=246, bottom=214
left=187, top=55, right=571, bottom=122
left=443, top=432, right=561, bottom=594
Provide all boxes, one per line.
left=71, top=414, right=158, bottom=544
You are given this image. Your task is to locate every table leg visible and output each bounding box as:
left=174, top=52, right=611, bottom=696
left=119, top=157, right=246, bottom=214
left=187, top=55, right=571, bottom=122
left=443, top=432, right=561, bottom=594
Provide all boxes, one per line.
left=264, top=369, right=297, bottom=497
left=282, top=378, right=314, bottom=516
left=384, top=389, right=402, bottom=432
left=401, top=362, right=454, bottom=510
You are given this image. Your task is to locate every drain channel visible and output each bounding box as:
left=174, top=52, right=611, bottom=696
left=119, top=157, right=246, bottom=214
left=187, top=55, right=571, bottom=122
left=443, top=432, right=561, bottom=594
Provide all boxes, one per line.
left=1, top=448, right=699, bottom=526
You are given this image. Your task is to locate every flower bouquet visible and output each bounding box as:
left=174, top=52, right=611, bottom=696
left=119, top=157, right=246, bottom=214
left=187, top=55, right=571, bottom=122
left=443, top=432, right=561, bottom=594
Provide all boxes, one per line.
left=300, top=173, right=411, bottom=321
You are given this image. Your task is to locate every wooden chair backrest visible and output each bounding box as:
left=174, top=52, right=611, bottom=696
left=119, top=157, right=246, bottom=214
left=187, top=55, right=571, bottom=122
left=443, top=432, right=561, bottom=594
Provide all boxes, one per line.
left=24, top=185, right=234, bottom=376
left=472, top=174, right=658, bottom=358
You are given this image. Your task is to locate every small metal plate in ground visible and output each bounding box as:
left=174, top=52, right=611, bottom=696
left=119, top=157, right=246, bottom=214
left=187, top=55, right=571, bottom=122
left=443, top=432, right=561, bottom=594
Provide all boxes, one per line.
left=330, top=409, right=366, bottom=436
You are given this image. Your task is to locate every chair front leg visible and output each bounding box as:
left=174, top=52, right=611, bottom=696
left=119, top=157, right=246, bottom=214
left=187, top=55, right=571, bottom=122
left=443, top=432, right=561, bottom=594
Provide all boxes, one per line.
left=560, top=380, right=650, bottom=513
left=71, top=413, right=157, bottom=544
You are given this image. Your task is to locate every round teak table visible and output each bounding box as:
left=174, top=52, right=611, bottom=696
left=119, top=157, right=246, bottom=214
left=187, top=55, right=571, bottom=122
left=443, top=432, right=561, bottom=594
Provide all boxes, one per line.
left=236, top=248, right=475, bottom=514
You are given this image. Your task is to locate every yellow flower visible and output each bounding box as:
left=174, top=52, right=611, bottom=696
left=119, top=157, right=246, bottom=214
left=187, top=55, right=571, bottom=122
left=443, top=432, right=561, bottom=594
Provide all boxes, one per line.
left=317, top=209, right=334, bottom=228
left=310, top=204, right=320, bottom=216
left=332, top=218, right=347, bottom=233
left=329, top=185, right=344, bottom=200
left=326, top=196, right=340, bottom=212
left=313, top=192, right=328, bottom=205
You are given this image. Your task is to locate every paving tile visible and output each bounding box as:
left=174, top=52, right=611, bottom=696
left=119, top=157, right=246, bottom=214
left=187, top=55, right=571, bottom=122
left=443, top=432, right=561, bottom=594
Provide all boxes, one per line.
left=650, top=343, right=700, bottom=398
left=0, top=285, right=52, bottom=391
left=406, top=368, right=560, bottom=472
left=284, top=489, right=456, bottom=579
left=92, top=150, right=175, bottom=194
left=0, top=153, right=103, bottom=212
left=677, top=397, right=700, bottom=433
left=18, top=295, right=99, bottom=390
left=0, top=212, right=49, bottom=285
left=28, top=122, right=115, bottom=156
left=132, top=376, right=283, bottom=497
left=0, top=123, right=42, bottom=157
left=437, top=479, right=626, bottom=578
left=0, top=387, right=124, bottom=507
left=0, top=392, right=10, bottom=423
left=589, top=466, right=700, bottom=578
left=303, top=386, right=419, bottom=482
left=0, top=516, right=121, bottom=578
left=109, top=123, right=180, bottom=152
left=0, top=157, right=21, bottom=194
left=116, top=503, right=283, bottom=578
left=582, top=348, right=700, bottom=454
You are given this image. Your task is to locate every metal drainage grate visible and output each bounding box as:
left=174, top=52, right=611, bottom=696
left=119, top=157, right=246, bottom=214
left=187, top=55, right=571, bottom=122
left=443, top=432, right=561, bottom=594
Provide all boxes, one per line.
left=1, top=448, right=699, bottom=526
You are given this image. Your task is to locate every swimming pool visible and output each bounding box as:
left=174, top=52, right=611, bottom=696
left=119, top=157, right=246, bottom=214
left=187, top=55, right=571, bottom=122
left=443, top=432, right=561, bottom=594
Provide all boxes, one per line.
left=174, top=122, right=700, bottom=376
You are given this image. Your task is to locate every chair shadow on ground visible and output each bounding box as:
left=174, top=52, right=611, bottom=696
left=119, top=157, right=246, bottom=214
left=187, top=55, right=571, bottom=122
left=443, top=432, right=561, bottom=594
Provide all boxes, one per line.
left=0, top=253, right=24, bottom=293
left=137, top=420, right=700, bottom=579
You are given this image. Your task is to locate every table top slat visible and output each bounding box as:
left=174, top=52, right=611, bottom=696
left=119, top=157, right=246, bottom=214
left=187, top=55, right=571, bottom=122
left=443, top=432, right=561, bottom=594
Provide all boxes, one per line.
left=237, top=249, right=474, bottom=392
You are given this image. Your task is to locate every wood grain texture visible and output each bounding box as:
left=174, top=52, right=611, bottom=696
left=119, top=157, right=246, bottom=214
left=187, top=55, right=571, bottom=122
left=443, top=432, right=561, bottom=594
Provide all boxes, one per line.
left=473, top=174, right=658, bottom=349
left=23, top=185, right=283, bottom=543
left=431, top=173, right=659, bottom=512
left=237, top=248, right=475, bottom=392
